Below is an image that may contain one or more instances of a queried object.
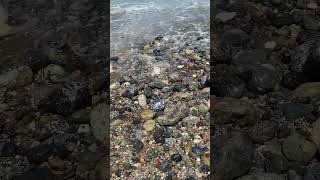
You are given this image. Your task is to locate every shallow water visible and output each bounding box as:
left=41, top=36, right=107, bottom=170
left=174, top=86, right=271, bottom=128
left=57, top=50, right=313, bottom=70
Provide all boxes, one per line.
left=110, top=0, right=210, bottom=56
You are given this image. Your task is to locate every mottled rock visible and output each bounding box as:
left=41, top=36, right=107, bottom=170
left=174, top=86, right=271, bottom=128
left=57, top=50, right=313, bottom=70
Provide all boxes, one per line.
left=213, top=130, right=254, bottom=180
left=213, top=97, right=257, bottom=127
left=282, top=133, right=316, bottom=163
left=38, top=81, right=91, bottom=116
left=90, top=103, right=109, bottom=142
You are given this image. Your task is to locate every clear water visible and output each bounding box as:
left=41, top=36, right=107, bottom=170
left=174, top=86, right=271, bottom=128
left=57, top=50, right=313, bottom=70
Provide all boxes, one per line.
left=110, top=0, right=210, bottom=56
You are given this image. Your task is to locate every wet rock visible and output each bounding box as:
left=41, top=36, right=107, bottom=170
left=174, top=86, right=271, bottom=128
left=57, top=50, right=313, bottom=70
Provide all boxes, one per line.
left=249, top=121, right=278, bottom=143
left=0, top=68, right=19, bottom=88
left=70, top=109, right=90, bottom=124
left=246, top=64, right=279, bottom=93
left=138, top=94, right=147, bottom=107
left=156, top=103, right=189, bottom=126
left=282, top=133, right=316, bottom=163
left=153, top=127, right=165, bottom=144
left=311, top=118, right=320, bottom=149
left=24, top=50, right=50, bottom=72
left=302, top=43, right=320, bottom=81
left=281, top=72, right=306, bottom=89
left=78, top=146, right=106, bottom=170
left=39, top=64, right=65, bottom=82
left=303, top=13, right=320, bottom=30
left=132, top=139, right=144, bottom=152
left=292, top=82, right=320, bottom=98
left=38, top=81, right=91, bottom=116
left=192, top=145, right=207, bottom=156
left=272, top=15, right=295, bottom=27
left=232, top=49, right=268, bottom=72
left=16, top=66, right=33, bottom=87
left=171, top=153, right=182, bottom=162
left=237, top=173, right=284, bottom=180
left=182, top=116, right=200, bottom=127
left=140, top=109, right=155, bottom=120
left=213, top=130, right=254, bottom=180
left=215, top=12, right=236, bottom=22
left=303, top=163, right=320, bottom=180
left=90, top=103, right=109, bottom=142
left=296, top=30, right=320, bottom=44
left=95, top=157, right=109, bottom=180
left=213, top=97, right=257, bottom=127
left=150, top=98, right=165, bottom=112
left=27, top=144, right=70, bottom=164
left=122, top=86, right=138, bottom=98
left=143, top=120, right=156, bottom=132
left=0, top=142, right=17, bottom=157
left=11, top=167, right=59, bottom=180
left=262, top=141, right=289, bottom=173
left=172, top=83, right=188, bottom=92
left=198, top=73, right=210, bottom=89
left=211, top=73, right=246, bottom=98
left=199, top=164, right=210, bottom=173
left=281, top=103, right=314, bottom=120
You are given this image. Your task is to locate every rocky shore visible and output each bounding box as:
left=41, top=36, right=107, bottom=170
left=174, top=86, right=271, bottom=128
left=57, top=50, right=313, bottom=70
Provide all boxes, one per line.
left=213, top=0, right=320, bottom=179
left=0, top=0, right=109, bottom=179
left=110, top=33, right=210, bottom=179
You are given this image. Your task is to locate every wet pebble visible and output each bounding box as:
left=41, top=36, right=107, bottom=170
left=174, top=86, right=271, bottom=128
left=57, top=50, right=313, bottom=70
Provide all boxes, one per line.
left=153, top=127, right=165, bottom=144
left=171, top=153, right=182, bottom=162
left=132, top=139, right=144, bottom=152
left=150, top=98, right=165, bottom=112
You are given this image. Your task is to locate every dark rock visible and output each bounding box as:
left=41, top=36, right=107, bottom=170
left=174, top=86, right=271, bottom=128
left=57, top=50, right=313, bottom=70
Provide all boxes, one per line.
left=198, top=73, right=210, bottom=89
left=150, top=98, right=165, bottom=112
left=211, top=72, right=246, bottom=98
left=185, top=176, right=197, bottom=180
left=164, top=127, right=173, bottom=138
left=213, top=29, right=254, bottom=63
left=165, top=171, right=176, bottom=180
left=262, top=141, right=289, bottom=174
left=250, top=121, right=278, bottom=144
left=272, top=15, right=295, bottom=27
left=199, top=164, right=210, bottom=173
left=38, top=81, right=91, bottom=116
left=171, top=83, right=188, bottom=92
left=281, top=72, right=307, bottom=89
left=237, top=173, right=284, bottom=180
left=304, top=163, right=320, bottom=180
left=27, top=144, right=70, bottom=164
left=213, top=130, right=254, bottom=180
left=246, top=64, right=279, bottom=93
left=281, top=103, right=314, bottom=120
left=153, top=127, right=165, bottom=144
left=296, top=30, right=320, bottom=45
left=232, top=49, right=268, bottom=72
left=122, top=86, right=138, bottom=98
left=78, top=146, right=107, bottom=170
left=171, top=153, right=182, bottom=162
left=11, top=167, right=59, bottom=180
left=282, top=133, right=317, bottom=163
left=192, top=145, right=207, bottom=156
left=213, top=97, right=257, bottom=127
left=23, top=50, right=50, bottom=72
left=302, top=43, right=320, bottom=81
left=144, top=86, right=153, bottom=98
left=149, top=81, right=166, bottom=89
left=1, top=142, right=17, bottom=157
left=280, top=48, right=292, bottom=64
left=132, top=139, right=144, bottom=152
left=159, top=160, right=172, bottom=172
